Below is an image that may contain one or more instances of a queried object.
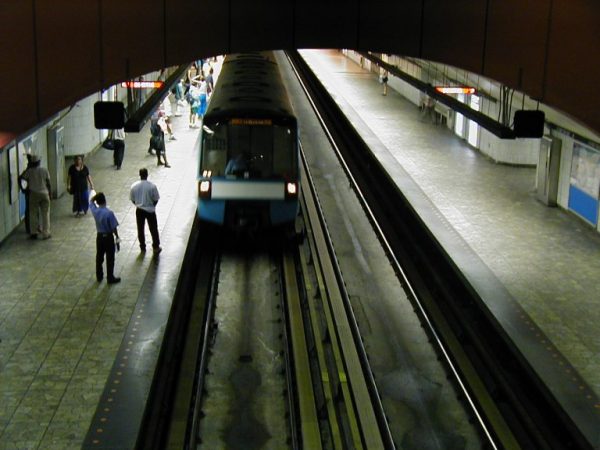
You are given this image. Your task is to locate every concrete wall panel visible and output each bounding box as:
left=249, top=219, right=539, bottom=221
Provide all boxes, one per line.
left=35, top=1, right=102, bottom=122
left=101, top=0, right=165, bottom=88
left=484, top=0, right=550, bottom=99
left=166, top=0, right=229, bottom=64
left=230, top=0, right=294, bottom=52
left=545, top=0, right=600, bottom=134
left=0, top=1, right=38, bottom=134
left=295, top=0, right=359, bottom=49
left=359, top=0, right=423, bottom=56
left=421, top=0, right=487, bottom=74
left=2, top=0, right=600, bottom=138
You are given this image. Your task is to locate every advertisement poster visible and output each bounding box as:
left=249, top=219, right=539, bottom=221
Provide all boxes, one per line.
left=570, top=142, right=600, bottom=199
left=8, top=144, right=17, bottom=204
left=568, top=142, right=600, bottom=225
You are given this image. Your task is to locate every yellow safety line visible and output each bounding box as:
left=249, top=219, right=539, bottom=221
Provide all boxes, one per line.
left=305, top=232, right=364, bottom=449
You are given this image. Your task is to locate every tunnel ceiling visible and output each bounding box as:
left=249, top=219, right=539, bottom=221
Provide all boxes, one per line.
left=1, top=0, right=599, bottom=140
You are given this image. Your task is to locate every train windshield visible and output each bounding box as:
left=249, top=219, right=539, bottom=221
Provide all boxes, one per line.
left=201, top=121, right=297, bottom=179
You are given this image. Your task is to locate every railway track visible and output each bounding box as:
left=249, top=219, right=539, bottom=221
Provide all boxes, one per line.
left=137, top=164, right=392, bottom=449
left=137, top=48, right=590, bottom=450
left=197, top=251, right=288, bottom=449
left=285, top=49, right=592, bottom=449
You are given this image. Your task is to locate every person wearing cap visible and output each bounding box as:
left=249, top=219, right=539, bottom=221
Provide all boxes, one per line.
left=18, top=154, right=51, bottom=239
left=18, top=153, right=34, bottom=234
left=89, top=190, right=121, bottom=284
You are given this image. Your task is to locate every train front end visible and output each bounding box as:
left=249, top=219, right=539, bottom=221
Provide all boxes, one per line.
left=198, top=116, right=299, bottom=231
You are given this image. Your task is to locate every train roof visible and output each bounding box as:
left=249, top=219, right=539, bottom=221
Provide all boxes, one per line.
left=204, top=52, right=296, bottom=123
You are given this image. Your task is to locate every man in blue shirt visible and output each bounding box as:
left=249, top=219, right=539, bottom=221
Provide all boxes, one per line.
left=89, top=190, right=121, bottom=284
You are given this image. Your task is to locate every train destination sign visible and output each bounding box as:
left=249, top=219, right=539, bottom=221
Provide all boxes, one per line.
left=120, top=81, right=165, bottom=89
left=435, top=86, right=476, bottom=95
left=230, top=118, right=273, bottom=126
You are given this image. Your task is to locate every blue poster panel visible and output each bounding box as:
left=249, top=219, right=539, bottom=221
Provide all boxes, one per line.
left=569, top=143, right=600, bottom=225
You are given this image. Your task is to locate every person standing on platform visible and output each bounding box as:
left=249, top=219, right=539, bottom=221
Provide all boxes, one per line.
left=155, top=117, right=171, bottom=168
left=205, top=67, right=215, bottom=96
left=160, top=95, right=177, bottom=141
left=188, top=83, right=200, bottom=128
left=113, top=127, right=126, bottom=170
left=19, top=153, right=34, bottom=234
left=382, top=71, right=389, bottom=96
left=67, top=155, right=94, bottom=217
left=130, top=168, right=162, bottom=254
left=89, top=190, right=121, bottom=284
left=19, top=154, right=51, bottom=240
left=172, top=79, right=185, bottom=117
left=196, top=76, right=208, bottom=121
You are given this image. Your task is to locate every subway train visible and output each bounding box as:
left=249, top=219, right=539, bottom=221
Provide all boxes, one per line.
left=197, top=52, right=300, bottom=231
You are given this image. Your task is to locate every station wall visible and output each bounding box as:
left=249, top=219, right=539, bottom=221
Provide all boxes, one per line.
left=341, top=50, right=600, bottom=234
left=0, top=69, right=163, bottom=244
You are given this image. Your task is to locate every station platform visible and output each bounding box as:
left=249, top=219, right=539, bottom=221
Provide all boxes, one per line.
left=300, top=49, right=600, bottom=431
left=0, top=107, right=199, bottom=448
left=2, top=50, right=600, bottom=448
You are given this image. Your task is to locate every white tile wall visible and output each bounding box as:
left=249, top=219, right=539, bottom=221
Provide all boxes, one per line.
left=61, top=92, right=102, bottom=158
left=479, top=128, right=539, bottom=166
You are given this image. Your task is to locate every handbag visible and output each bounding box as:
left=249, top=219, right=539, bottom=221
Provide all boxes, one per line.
left=102, top=130, right=115, bottom=150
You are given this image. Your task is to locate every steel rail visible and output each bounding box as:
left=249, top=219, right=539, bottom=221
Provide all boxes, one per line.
left=135, top=220, right=220, bottom=450
left=297, top=140, right=387, bottom=449
left=285, top=50, right=509, bottom=449
left=299, top=166, right=366, bottom=448
left=165, top=226, right=221, bottom=450
left=298, top=243, right=345, bottom=450
left=282, top=250, right=323, bottom=449
left=184, top=250, right=222, bottom=449
left=287, top=52, right=397, bottom=449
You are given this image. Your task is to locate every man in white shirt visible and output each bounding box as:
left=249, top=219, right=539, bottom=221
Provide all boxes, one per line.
left=129, top=168, right=161, bottom=254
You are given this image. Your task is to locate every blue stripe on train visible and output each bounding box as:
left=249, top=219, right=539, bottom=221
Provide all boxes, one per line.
left=198, top=199, right=226, bottom=224
left=271, top=200, right=298, bottom=225
left=198, top=198, right=297, bottom=225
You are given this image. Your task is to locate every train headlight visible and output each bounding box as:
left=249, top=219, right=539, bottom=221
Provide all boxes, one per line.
left=199, top=180, right=212, bottom=199
left=285, top=181, right=298, bottom=200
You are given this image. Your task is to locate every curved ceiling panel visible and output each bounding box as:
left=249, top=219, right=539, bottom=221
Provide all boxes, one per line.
left=1, top=0, right=599, bottom=137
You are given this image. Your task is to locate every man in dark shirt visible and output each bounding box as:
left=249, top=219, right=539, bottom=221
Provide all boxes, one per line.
left=89, top=190, right=121, bottom=284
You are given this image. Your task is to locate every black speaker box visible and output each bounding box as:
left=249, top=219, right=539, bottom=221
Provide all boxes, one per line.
left=514, top=110, right=545, bottom=138
left=94, top=102, right=125, bottom=129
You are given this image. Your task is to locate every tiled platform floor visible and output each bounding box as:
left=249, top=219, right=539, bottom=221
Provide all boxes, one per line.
left=0, top=98, right=201, bottom=449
